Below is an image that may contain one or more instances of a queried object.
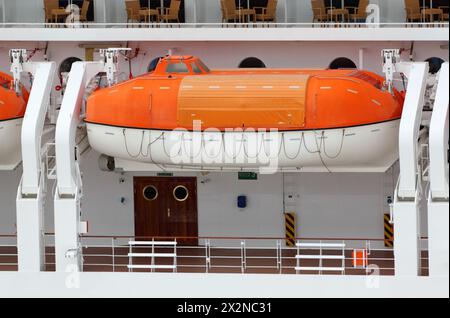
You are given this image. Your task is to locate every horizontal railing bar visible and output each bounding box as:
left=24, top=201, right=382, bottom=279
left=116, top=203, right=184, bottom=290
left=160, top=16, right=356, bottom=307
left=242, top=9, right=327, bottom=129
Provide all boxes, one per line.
left=296, top=255, right=345, bottom=259
left=0, top=22, right=448, bottom=27
left=128, top=253, right=176, bottom=258
left=77, top=264, right=396, bottom=271
left=208, top=265, right=246, bottom=268
left=295, top=267, right=344, bottom=271
left=0, top=255, right=410, bottom=260
left=176, top=265, right=208, bottom=268
left=128, top=265, right=176, bottom=269
left=129, top=241, right=177, bottom=246
left=78, top=235, right=391, bottom=241
left=296, top=243, right=346, bottom=248
left=44, top=247, right=402, bottom=253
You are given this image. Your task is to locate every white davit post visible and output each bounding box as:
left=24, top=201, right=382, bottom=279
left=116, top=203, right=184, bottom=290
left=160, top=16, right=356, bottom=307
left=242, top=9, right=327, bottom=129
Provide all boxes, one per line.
left=10, top=49, right=56, bottom=272
left=382, top=49, right=429, bottom=277
left=54, top=49, right=130, bottom=272
left=427, top=62, right=449, bottom=277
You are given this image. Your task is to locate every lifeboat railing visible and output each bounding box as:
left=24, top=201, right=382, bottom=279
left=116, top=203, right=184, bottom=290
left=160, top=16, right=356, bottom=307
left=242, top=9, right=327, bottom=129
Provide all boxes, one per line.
left=7, top=234, right=427, bottom=277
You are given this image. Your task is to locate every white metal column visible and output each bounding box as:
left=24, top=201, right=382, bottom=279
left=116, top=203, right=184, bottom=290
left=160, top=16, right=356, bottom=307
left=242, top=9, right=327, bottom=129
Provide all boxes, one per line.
left=427, top=62, right=449, bottom=277
left=11, top=50, right=56, bottom=272
left=54, top=61, right=103, bottom=272
left=382, top=49, right=430, bottom=277
left=54, top=49, right=129, bottom=272
left=392, top=61, right=429, bottom=277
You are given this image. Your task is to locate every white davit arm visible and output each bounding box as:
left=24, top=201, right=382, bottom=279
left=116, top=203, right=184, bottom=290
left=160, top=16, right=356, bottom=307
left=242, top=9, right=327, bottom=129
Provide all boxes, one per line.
left=55, top=61, right=104, bottom=197
left=54, top=49, right=129, bottom=272
left=11, top=49, right=56, bottom=272
left=19, top=63, right=56, bottom=194
left=427, top=62, right=449, bottom=278
left=56, top=48, right=131, bottom=197
left=11, top=48, right=56, bottom=195
left=10, top=49, right=56, bottom=191
left=382, top=49, right=429, bottom=277
left=382, top=49, right=429, bottom=199
left=396, top=62, right=429, bottom=199
left=429, top=63, right=449, bottom=200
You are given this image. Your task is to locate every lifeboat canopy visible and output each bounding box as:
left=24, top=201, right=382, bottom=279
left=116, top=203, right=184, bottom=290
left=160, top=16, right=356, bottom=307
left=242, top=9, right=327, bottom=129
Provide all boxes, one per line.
left=150, top=55, right=211, bottom=76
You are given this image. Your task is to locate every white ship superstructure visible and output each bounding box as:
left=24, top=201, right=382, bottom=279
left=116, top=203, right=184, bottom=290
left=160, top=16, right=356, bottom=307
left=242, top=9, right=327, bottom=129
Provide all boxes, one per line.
left=0, top=0, right=448, bottom=298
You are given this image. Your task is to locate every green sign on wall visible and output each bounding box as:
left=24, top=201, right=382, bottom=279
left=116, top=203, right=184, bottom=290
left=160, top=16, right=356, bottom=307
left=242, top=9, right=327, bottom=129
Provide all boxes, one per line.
left=157, top=172, right=174, bottom=177
left=238, top=172, right=258, bottom=180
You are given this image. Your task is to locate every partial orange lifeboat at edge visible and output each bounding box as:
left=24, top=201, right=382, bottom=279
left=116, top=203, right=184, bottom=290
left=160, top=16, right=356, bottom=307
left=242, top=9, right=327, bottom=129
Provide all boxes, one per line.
left=0, top=72, right=29, bottom=170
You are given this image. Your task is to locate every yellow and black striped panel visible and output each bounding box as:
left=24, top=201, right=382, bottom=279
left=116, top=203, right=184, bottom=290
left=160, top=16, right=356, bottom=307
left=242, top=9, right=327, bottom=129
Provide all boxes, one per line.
left=285, top=212, right=296, bottom=247
left=384, top=213, right=394, bottom=248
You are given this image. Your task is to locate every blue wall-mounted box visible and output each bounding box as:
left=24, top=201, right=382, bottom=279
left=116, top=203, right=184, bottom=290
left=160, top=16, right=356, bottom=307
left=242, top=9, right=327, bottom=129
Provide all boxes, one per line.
left=237, top=195, right=247, bottom=209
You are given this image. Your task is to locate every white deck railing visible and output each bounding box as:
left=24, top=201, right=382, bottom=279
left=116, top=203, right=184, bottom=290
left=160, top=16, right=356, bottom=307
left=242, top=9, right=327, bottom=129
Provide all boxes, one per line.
left=0, top=234, right=431, bottom=276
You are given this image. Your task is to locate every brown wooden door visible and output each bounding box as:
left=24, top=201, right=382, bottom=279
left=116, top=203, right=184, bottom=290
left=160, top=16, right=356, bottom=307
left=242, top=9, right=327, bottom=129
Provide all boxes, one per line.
left=134, top=177, right=198, bottom=245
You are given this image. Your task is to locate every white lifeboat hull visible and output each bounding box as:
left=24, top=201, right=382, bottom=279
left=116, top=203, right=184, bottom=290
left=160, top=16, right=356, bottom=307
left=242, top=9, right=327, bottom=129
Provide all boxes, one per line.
left=0, top=118, right=22, bottom=170
left=86, top=119, right=400, bottom=173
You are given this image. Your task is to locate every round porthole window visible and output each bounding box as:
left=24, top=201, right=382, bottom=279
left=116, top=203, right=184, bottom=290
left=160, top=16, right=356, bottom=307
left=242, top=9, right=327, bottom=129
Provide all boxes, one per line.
left=173, top=185, right=189, bottom=202
left=143, top=185, right=158, bottom=201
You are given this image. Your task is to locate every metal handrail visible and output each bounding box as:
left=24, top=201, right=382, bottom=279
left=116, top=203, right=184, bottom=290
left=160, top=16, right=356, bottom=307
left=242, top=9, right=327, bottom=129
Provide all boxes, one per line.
left=41, top=233, right=428, bottom=240
left=79, top=234, right=389, bottom=241
left=0, top=234, right=431, bottom=275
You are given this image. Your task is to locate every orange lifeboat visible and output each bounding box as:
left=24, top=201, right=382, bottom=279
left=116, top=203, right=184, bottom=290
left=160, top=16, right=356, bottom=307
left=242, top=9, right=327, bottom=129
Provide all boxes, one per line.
left=0, top=72, right=29, bottom=170
left=85, top=56, right=405, bottom=172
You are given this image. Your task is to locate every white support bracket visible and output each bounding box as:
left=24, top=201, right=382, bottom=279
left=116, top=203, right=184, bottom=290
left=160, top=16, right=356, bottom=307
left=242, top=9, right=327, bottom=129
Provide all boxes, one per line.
left=99, top=48, right=131, bottom=87
left=381, top=49, right=401, bottom=94
left=11, top=49, right=56, bottom=272
left=9, top=49, right=27, bottom=95
left=382, top=49, right=430, bottom=277
left=427, top=62, right=449, bottom=277
left=54, top=49, right=128, bottom=272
